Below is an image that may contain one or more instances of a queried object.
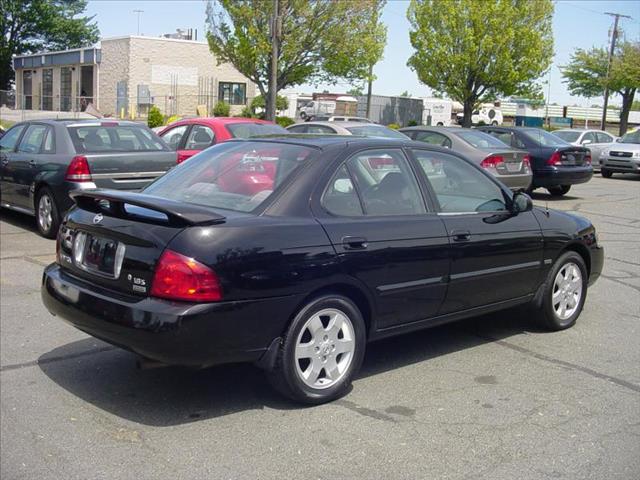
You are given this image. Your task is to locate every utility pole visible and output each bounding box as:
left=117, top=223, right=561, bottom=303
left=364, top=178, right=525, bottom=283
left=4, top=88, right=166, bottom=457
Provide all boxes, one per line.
left=267, top=0, right=280, bottom=121
left=601, top=12, right=631, bottom=130
left=133, top=10, right=144, bottom=36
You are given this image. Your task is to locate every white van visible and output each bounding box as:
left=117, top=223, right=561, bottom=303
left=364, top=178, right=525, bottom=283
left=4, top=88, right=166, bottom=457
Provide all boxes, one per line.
left=456, top=105, right=503, bottom=125
left=422, top=98, right=453, bottom=126
left=298, top=96, right=357, bottom=120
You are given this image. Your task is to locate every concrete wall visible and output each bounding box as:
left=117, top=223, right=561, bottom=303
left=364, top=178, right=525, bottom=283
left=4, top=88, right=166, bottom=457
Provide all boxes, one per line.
left=98, top=37, right=130, bottom=116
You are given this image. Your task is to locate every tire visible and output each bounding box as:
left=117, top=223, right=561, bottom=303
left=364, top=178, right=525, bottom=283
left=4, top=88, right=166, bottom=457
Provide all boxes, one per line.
left=601, top=169, right=613, bottom=178
left=547, top=185, right=571, bottom=196
left=532, top=251, right=588, bottom=331
left=35, top=187, right=61, bottom=239
left=267, top=295, right=366, bottom=404
left=491, top=121, right=498, bottom=126
left=299, top=111, right=307, bottom=120
left=436, top=122, right=444, bottom=126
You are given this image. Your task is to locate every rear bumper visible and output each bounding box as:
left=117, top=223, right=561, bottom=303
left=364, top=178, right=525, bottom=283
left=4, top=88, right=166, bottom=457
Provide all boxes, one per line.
left=495, top=173, right=532, bottom=191
left=532, top=166, right=593, bottom=188
left=42, top=264, right=298, bottom=367
left=600, top=157, right=640, bottom=173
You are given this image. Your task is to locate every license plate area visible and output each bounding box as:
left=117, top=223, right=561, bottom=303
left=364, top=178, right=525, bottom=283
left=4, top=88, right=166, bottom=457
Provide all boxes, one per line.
left=505, top=162, right=522, bottom=173
left=73, top=232, right=126, bottom=279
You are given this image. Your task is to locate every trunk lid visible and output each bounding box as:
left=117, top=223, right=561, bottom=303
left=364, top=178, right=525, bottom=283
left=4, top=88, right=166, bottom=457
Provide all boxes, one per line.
left=555, top=147, right=590, bottom=166
left=57, top=190, right=225, bottom=297
left=84, top=151, right=176, bottom=190
left=479, top=149, right=529, bottom=174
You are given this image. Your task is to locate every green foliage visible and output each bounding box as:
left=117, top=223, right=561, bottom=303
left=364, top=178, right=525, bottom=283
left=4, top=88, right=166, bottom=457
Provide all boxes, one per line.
left=239, top=106, right=254, bottom=118
left=400, top=91, right=411, bottom=97
left=0, top=0, right=99, bottom=89
left=347, top=86, right=365, bottom=97
left=212, top=101, right=231, bottom=117
left=275, top=116, right=295, bottom=128
left=387, top=123, right=400, bottom=130
left=632, top=100, right=640, bottom=111
left=206, top=0, right=386, bottom=112
left=562, top=41, right=639, bottom=134
left=407, top=120, right=418, bottom=127
left=251, top=94, right=289, bottom=112
left=147, top=105, right=164, bottom=128
left=165, top=114, right=181, bottom=126
left=408, top=0, right=554, bottom=127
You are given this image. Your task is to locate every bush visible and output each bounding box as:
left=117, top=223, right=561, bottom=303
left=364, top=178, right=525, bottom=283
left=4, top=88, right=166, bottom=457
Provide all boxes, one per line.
left=476, top=120, right=487, bottom=126
left=147, top=105, right=164, bottom=128
left=251, top=94, right=289, bottom=113
left=275, top=116, right=295, bottom=128
left=387, top=123, right=401, bottom=130
left=238, top=106, right=254, bottom=118
left=165, top=114, right=181, bottom=126
left=212, top=101, right=231, bottom=117
left=407, top=120, right=418, bottom=127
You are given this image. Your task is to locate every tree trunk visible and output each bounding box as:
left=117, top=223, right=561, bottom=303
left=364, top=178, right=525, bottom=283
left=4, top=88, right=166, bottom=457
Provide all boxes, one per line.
left=618, top=88, right=636, bottom=137
left=462, top=99, right=474, bottom=128
left=365, top=64, right=373, bottom=119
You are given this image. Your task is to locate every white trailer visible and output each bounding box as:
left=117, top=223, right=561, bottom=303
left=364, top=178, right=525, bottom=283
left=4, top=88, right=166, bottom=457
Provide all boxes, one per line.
left=422, top=98, right=453, bottom=126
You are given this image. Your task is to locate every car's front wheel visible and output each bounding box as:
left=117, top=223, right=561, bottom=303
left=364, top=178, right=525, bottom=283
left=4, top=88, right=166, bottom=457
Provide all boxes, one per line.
left=267, top=295, right=366, bottom=404
left=35, top=187, right=60, bottom=239
left=601, top=169, right=613, bottom=178
left=533, top=251, right=588, bottom=331
left=547, top=185, right=571, bottom=196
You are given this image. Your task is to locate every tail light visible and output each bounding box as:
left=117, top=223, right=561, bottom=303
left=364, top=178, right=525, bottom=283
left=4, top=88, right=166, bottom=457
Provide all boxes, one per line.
left=585, top=154, right=592, bottom=165
left=151, top=249, right=222, bottom=302
left=546, top=152, right=562, bottom=166
left=523, top=155, right=531, bottom=173
left=65, top=156, right=92, bottom=181
left=177, top=152, right=191, bottom=163
left=480, top=155, right=505, bottom=168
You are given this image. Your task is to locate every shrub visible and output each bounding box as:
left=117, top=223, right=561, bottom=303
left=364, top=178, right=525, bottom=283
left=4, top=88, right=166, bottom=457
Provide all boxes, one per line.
left=476, top=120, right=487, bottom=126
left=251, top=94, right=289, bottom=113
left=147, top=105, right=164, bottom=128
left=239, top=106, right=254, bottom=118
left=275, top=116, right=295, bottom=128
left=165, top=114, right=181, bottom=126
left=213, top=101, right=231, bottom=117
left=407, top=120, right=418, bottom=127
left=387, top=123, right=401, bottom=130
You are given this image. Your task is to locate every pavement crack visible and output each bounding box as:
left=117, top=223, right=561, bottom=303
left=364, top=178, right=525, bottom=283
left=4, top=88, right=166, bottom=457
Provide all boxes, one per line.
left=0, top=346, right=117, bottom=373
left=477, top=336, right=640, bottom=394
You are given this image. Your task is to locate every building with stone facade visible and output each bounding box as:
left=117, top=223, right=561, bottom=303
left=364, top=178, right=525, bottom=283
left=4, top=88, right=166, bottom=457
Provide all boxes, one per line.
left=13, top=35, right=256, bottom=118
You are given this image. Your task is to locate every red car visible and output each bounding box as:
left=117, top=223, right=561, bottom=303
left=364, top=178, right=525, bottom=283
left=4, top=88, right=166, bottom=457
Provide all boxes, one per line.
left=159, top=117, right=288, bottom=196
left=159, top=117, right=287, bottom=163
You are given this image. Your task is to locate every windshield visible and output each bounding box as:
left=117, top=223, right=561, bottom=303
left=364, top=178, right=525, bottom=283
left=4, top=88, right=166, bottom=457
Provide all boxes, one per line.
left=620, top=130, right=640, bottom=144
left=226, top=123, right=288, bottom=139
left=455, top=130, right=510, bottom=148
left=521, top=129, right=570, bottom=147
left=346, top=125, right=409, bottom=139
left=553, top=131, right=581, bottom=143
left=143, top=141, right=316, bottom=213
left=68, top=125, right=168, bottom=153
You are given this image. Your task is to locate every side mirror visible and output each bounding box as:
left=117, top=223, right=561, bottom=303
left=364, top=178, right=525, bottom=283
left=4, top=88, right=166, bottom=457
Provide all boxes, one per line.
left=512, top=191, right=533, bottom=214
left=616, top=137, right=622, bottom=143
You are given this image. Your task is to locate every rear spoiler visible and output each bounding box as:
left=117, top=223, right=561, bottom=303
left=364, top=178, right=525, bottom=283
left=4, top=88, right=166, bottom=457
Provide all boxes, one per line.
left=69, top=189, right=226, bottom=226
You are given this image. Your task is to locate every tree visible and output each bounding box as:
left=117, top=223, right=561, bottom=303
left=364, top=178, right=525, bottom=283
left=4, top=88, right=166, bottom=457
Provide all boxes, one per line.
left=347, top=86, right=364, bottom=97
left=0, top=0, right=99, bottom=90
left=562, top=41, right=639, bottom=135
left=206, top=0, right=384, bottom=120
left=250, top=94, right=289, bottom=113
left=147, top=105, right=164, bottom=128
left=399, top=90, right=410, bottom=97
left=407, top=0, right=553, bottom=127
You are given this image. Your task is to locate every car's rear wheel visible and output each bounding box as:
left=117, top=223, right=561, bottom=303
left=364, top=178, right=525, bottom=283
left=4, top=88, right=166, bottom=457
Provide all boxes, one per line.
left=533, top=251, right=588, bottom=331
left=267, top=295, right=366, bottom=404
left=601, top=169, right=613, bottom=178
left=35, top=187, right=60, bottom=239
left=547, top=185, right=571, bottom=196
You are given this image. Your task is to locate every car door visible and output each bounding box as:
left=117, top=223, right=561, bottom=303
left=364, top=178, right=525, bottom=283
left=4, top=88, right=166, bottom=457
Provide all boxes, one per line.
left=590, top=132, right=615, bottom=164
left=180, top=124, right=216, bottom=161
left=0, top=124, right=28, bottom=206
left=10, top=123, right=50, bottom=209
left=160, top=124, right=191, bottom=162
left=315, top=147, right=450, bottom=329
left=410, top=148, right=543, bottom=314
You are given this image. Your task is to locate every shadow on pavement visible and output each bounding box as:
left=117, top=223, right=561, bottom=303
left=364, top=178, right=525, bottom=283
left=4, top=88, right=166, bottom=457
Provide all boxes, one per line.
left=38, top=308, right=545, bottom=426
left=0, top=208, right=39, bottom=234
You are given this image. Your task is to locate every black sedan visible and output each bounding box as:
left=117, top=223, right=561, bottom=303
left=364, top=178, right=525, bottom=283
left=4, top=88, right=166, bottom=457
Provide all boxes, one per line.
left=41, top=136, right=603, bottom=404
left=477, top=126, right=593, bottom=196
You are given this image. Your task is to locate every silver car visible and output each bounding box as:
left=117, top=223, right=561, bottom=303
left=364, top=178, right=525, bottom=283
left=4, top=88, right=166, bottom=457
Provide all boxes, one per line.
left=553, top=129, right=617, bottom=171
left=599, top=129, right=640, bottom=177
left=400, top=126, right=532, bottom=191
left=287, top=121, right=409, bottom=139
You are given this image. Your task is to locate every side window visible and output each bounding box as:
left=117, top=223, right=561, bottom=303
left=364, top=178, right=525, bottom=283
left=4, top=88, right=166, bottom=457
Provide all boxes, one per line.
left=347, top=149, right=426, bottom=216
left=492, top=131, right=513, bottom=146
left=161, top=125, right=189, bottom=151
left=582, top=132, right=597, bottom=144
left=306, top=125, right=336, bottom=134
left=596, top=132, right=613, bottom=143
left=322, top=165, right=364, bottom=216
left=184, top=125, right=215, bottom=150
left=17, top=124, right=48, bottom=153
left=413, top=131, right=452, bottom=148
left=511, top=133, right=527, bottom=149
left=0, top=125, right=27, bottom=152
left=42, top=127, right=55, bottom=153
left=413, top=150, right=507, bottom=213
left=288, top=125, right=307, bottom=133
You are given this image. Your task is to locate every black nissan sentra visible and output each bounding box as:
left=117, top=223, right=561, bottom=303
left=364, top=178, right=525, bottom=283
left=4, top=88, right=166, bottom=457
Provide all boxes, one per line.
left=42, top=136, right=603, bottom=404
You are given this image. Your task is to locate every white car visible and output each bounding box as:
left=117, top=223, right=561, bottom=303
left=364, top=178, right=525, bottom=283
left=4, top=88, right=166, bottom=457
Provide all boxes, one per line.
left=553, top=129, right=617, bottom=171
left=456, top=106, right=503, bottom=126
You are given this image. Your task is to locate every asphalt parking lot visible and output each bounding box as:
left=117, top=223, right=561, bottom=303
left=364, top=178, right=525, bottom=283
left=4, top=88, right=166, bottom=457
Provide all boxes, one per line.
left=1, top=175, right=639, bottom=480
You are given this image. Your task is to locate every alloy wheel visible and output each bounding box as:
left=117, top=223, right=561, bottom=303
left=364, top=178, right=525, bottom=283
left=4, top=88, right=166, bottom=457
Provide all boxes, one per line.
left=552, top=262, right=583, bottom=321
left=38, top=194, right=53, bottom=234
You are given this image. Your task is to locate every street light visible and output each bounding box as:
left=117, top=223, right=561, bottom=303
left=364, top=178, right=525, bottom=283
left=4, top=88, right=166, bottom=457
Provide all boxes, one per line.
left=133, top=10, right=144, bottom=35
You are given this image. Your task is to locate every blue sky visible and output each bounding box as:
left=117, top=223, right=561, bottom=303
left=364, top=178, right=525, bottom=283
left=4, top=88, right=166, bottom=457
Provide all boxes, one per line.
left=86, top=0, right=640, bottom=106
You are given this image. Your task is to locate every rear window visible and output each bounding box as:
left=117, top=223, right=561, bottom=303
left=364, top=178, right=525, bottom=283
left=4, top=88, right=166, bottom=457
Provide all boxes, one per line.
left=522, top=129, right=569, bottom=147
left=143, top=141, right=316, bottom=213
left=345, top=125, right=409, bottom=139
left=553, top=131, right=581, bottom=143
left=68, top=125, right=168, bottom=153
left=455, top=130, right=510, bottom=148
left=226, top=123, right=288, bottom=139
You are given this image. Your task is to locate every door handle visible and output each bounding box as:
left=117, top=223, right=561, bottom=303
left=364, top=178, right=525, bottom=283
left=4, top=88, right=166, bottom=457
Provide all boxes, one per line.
left=29, top=159, right=37, bottom=167
left=342, top=236, right=368, bottom=250
left=451, top=230, right=471, bottom=242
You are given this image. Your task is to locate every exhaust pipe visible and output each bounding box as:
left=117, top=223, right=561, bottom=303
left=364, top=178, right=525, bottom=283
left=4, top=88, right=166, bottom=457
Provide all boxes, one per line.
left=136, top=356, right=169, bottom=370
